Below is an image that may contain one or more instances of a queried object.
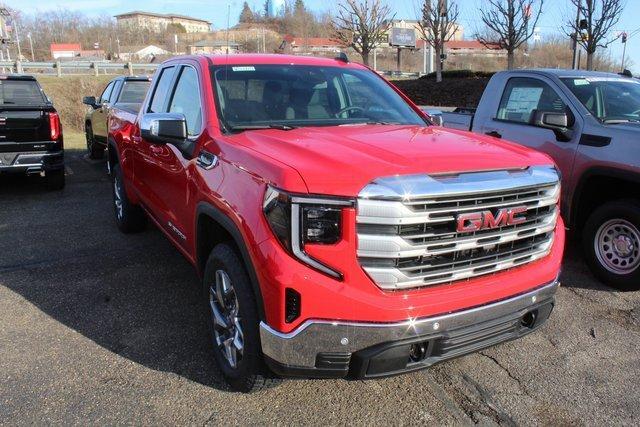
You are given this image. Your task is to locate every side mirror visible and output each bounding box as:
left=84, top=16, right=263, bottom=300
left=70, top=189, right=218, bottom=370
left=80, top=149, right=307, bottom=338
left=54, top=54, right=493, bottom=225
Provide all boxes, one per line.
left=533, top=110, right=573, bottom=142
left=421, top=108, right=444, bottom=126
left=83, top=96, right=99, bottom=108
left=140, top=113, right=187, bottom=145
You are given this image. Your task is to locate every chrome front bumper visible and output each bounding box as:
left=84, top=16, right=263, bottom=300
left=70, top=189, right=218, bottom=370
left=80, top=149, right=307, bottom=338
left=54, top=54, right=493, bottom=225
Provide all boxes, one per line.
left=260, top=280, right=559, bottom=378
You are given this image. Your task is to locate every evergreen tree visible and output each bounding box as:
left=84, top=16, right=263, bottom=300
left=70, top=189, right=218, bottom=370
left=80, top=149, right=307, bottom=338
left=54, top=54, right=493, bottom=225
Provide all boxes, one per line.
left=239, top=1, right=255, bottom=23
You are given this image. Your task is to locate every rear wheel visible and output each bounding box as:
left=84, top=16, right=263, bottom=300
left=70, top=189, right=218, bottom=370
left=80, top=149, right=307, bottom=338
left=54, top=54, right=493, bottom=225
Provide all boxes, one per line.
left=112, top=164, right=146, bottom=233
left=44, top=168, right=65, bottom=191
left=583, top=199, right=640, bottom=291
left=203, top=243, right=278, bottom=392
left=86, top=123, right=103, bottom=159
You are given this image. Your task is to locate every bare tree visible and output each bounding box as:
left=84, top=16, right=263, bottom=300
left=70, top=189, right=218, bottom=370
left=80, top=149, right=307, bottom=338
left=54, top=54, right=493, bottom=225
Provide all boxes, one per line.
left=477, top=0, right=543, bottom=69
left=416, top=0, right=460, bottom=82
left=332, top=0, right=395, bottom=66
left=565, top=0, right=625, bottom=70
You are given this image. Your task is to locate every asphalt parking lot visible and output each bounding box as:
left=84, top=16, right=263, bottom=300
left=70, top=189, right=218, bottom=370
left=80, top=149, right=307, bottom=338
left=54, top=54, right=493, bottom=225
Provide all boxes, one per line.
left=1, top=148, right=639, bottom=425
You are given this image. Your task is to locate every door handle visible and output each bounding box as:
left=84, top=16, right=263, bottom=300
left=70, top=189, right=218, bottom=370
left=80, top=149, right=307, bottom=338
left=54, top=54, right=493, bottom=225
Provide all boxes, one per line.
left=485, top=130, right=502, bottom=138
left=196, top=150, right=219, bottom=170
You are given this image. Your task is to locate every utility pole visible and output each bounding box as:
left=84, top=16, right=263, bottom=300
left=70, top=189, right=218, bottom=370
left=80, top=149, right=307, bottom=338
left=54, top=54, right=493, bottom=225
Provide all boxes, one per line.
left=27, top=32, right=34, bottom=61
left=571, top=0, right=581, bottom=69
left=621, top=32, right=628, bottom=71
left=13, top=15, right=21, bottom=60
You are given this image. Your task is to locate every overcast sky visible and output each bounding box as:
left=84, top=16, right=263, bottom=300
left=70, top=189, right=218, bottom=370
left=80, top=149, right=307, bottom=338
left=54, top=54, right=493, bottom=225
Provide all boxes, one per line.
left=10, top=0, right=639, bottom=72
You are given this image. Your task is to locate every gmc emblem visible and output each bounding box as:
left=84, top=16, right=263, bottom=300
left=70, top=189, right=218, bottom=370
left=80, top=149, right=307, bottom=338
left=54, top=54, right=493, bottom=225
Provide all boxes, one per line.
left=456, top=206, right=528, bottom=232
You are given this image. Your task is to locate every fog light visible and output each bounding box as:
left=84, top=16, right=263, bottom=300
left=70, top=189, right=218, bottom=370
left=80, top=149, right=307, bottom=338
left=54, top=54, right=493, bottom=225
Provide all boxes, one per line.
left=409, top=342, right=428, bottom=362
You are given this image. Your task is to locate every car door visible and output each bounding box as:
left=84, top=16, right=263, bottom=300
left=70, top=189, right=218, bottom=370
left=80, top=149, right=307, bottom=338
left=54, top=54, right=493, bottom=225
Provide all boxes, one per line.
left=137, top=64, right=204, bottom=250
left=478, top=76, right=581, bottom=202
left=92, top=81, right=115, bottom=143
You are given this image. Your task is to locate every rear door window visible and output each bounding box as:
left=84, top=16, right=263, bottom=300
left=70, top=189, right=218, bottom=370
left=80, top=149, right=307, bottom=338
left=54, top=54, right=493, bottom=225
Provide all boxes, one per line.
left=148, top=66, right=176, bottom=113
left=497, top=77, right=567, bottom=124
left=0, top=80, right=46, bottom=105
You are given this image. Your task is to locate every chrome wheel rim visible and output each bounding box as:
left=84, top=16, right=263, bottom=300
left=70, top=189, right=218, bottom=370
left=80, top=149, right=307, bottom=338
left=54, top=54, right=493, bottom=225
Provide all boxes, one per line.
left=209, top=269, right=244, bottom=369
left=595, top=219, right=640, bottom=274
left=113, top=176, right=123, bottom=221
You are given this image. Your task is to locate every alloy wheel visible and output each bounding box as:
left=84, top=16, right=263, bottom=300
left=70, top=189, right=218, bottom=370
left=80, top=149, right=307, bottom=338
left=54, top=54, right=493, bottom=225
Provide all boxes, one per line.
left=209, top=269, right=244, bottom=368
left=113, top=175, right=124, bottom=221
left=595, top=218, right=640, bottom=275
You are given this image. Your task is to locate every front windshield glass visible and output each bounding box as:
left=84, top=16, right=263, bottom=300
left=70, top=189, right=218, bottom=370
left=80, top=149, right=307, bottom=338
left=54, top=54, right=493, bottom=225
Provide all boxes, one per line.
left=561, top=77, right=640, bottom=123
left=211, top=65, right=426, bottom=130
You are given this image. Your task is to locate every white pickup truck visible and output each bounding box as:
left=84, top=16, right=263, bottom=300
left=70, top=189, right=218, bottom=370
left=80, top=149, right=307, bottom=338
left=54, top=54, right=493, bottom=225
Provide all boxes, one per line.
left=435, top=69, right=640, bottom=291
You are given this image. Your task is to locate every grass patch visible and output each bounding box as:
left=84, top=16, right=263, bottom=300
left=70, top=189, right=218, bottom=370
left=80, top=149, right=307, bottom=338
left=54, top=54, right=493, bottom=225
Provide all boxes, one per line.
left=38, top=75, right=114, bottom=133
left=64, top=131, right=87, bottom=151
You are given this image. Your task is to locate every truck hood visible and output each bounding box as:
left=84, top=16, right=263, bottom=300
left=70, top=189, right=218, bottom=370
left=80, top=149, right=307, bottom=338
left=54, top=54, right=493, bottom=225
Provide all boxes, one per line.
left=231, top=124, right=554, bottom=196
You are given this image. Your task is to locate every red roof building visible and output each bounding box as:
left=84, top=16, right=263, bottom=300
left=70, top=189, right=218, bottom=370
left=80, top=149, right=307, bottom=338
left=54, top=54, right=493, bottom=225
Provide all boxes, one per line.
left=416, top=39, right=505, bottom=57
left=50, top=43, right=82, bottom=59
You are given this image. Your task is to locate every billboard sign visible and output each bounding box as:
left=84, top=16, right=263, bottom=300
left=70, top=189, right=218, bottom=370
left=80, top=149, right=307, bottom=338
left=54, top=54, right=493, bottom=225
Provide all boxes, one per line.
left=390, top=27, right=416, bottom=48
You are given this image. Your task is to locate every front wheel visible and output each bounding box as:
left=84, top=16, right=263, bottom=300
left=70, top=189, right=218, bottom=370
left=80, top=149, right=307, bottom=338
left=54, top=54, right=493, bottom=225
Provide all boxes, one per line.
left=583, top=199, right=640, bottom=291
left=203, top=243, right=278, bottom=392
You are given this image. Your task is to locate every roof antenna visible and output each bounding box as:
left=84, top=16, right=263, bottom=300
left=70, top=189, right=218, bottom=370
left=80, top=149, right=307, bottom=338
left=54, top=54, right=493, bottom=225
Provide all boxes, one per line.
left=335, top=52, right=349, bottom=63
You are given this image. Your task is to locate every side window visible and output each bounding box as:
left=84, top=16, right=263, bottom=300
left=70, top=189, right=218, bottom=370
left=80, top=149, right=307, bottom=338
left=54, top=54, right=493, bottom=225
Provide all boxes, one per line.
left=497, top=78, right=568, bottom=124
left=148, top=66, right=176, bottom=113
left=99, top=82, right=114, bottom=104
left=168, top=66, right=203, bottom=136
left=110, top=80, right=123, bottom=103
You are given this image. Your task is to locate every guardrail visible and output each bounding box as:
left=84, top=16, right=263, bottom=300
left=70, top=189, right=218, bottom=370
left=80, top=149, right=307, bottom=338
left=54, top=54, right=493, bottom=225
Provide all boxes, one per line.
left=0, top=60, right=159, bottom=76
left=0, top=60, right=422, bottom=79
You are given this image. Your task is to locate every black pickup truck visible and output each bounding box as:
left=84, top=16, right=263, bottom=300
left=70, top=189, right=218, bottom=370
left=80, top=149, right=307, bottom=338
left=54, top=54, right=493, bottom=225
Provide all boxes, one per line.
left=83, top=76, right=150, bottom=159
left=0, top=75, right=64, bottom=190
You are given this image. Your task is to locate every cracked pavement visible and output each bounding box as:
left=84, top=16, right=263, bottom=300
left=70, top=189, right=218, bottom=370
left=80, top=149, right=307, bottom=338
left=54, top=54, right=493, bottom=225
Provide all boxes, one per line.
left=1, top=150, right=639, bottom=425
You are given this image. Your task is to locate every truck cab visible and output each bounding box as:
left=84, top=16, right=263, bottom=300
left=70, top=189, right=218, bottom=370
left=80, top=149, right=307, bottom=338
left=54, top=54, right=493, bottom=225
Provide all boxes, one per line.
left=442, top=69, right=640, bottom=290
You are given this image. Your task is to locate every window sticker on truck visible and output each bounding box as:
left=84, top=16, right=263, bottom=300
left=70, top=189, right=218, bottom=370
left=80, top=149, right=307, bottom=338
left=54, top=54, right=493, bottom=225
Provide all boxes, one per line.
left=232, top=66, right=256, bottom=72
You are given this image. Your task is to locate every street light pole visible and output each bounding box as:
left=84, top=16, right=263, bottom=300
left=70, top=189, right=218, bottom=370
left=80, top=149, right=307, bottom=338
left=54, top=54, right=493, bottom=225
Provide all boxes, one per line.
left=571, top=0, right=581, bottom=69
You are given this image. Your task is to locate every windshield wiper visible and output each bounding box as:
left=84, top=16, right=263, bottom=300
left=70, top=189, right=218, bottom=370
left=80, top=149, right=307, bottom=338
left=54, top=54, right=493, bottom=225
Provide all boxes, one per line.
left=229, top=124, right=297, bottom=132
left=338, top=120, right=402, bottom=126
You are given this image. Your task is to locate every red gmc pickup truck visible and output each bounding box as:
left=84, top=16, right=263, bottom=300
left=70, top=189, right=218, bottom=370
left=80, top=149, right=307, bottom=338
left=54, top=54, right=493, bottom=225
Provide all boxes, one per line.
left=107, top=54, right=564, bottom=392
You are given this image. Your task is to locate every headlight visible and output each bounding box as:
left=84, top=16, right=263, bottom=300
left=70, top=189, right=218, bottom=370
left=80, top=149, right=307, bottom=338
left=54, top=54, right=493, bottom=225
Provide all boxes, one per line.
left=263, top=186, right=353, bottom=279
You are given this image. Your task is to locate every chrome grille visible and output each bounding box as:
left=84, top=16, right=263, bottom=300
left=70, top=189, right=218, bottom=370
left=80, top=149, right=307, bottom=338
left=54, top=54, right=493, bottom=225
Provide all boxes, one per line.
left=357, top=166, right=560, bottom=290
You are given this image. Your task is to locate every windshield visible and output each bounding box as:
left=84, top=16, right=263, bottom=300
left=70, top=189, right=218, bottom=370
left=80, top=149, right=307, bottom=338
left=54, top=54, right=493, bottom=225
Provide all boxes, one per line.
left=0, top=80, right=46, bottom=105
left=211, top=65, right=425, bottom=130
left=118, top=80, right=150, bottom=104
left=561, top=77, right=640, bottom=123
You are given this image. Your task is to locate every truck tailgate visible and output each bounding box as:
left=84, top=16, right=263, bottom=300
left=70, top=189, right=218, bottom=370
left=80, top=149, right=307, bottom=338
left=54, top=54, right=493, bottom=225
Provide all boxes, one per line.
left=0, top=108, right=54, bottom=151
left=441, top=111, right=474, bottom=131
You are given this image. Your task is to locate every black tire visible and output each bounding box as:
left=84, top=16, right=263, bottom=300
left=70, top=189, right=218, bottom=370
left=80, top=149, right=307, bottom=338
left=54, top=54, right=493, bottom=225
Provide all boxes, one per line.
left=203, top=243, right=278, bottom=392
left=112, top=164, right=146, bottom=233
left=86, top=123, right=103, bottom=159
left=583, top=199, right=640, bottom=291
left=43, top=168, right=65, bottom=191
